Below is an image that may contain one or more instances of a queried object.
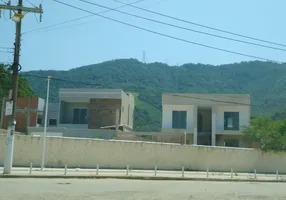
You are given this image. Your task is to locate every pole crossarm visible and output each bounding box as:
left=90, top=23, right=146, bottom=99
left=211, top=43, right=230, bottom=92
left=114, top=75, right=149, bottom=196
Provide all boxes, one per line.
left=0, top=4, right=43, bottom=13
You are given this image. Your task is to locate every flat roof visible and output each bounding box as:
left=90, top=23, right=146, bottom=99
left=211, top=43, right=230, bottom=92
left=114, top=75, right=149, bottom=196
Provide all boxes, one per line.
left=59, top=88, right=125, bottom=102
left=162, top=93, right=251, bottom=106
left=59, top=88, right=123, bottom=93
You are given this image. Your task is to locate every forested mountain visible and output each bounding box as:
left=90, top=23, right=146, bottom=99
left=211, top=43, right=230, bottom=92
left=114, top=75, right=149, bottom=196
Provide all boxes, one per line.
left=19, top=59, right=286, bottom=131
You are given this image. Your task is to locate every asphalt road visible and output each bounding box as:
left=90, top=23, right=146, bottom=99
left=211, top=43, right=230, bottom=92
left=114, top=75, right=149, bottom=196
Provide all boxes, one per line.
left=0, top=179, right=286, bottom=200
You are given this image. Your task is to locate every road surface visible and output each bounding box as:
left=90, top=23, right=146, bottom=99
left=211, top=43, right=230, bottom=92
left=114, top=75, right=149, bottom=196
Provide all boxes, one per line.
left=0, top=179, right=285, bottom=199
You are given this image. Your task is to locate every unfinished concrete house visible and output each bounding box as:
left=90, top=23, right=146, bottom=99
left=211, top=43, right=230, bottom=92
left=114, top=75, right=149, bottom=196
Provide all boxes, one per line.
left=58, top=88, right=134, bottom=132
left=27, top=88, right=134, bottom=139
left=161, top=93, right=251, bottom=148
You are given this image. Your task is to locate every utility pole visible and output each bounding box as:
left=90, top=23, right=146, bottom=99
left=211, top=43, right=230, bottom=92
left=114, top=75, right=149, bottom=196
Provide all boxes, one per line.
left=41, top=76, right=51, bottom=170
left=0, top=0, right=43, bottom=174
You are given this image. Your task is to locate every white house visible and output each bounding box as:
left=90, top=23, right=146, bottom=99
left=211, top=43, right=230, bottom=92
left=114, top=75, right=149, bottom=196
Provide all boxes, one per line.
left=161, top=93, right=251, bottom=148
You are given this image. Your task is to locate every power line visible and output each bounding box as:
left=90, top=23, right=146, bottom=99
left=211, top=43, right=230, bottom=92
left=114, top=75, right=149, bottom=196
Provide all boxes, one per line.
left=0, top=47, right=13, bottom=49
left=77, top=0, right=286, bottom=52
left=51, top=0, right=283, bottom=63
left=22, top=0, right=147, bottom=34
left=112, top=0, right=286, bottom=48
left=24, top=0, right=37, bottom=7
left=0, top=50, right=13, bottom=53
left=0, top=61, right=12, bottom=65
left=23, top=73, right=102, bottom=87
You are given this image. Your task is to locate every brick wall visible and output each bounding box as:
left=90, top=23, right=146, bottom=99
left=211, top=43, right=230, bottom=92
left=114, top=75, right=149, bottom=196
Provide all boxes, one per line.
left=1, top=97, right=39, bottom=133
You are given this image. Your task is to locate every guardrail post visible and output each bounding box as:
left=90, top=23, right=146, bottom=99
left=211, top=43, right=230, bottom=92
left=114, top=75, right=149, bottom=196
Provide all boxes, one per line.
left=276, top=170, right=279, bottom=180
left=126, top=165, right=129, bottom=176
left=231, top=168, right=233, bottom=178
left=254, top=169, right=257, bottom=179
left=182, top=166, right=184, bottom=178
left=207, top=168, right=209, bottom=178
left=29, top=163, right=33, bottom=174
left=96, top=164, right=99, bottom=175
left=154, top=166, right=157, bottom=176
left=184, top=132, right=187, bottom=145
left=64, top=164, right=67, bottom=175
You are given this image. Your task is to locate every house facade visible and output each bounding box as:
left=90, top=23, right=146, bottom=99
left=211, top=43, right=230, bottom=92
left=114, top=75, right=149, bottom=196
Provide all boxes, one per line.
left=53, top=88, right=134, bottom=132
left=161, top=93, right=251, bottom=147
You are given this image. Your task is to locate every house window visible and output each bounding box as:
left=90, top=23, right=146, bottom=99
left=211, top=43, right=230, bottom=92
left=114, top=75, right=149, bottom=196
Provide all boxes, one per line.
left=224, top=139, right=239, bottom=147
left=73, top=108, right=88, bottom=124
left=49, top=119, right=57, bottom=126
left=172, top=111, right=187, bottom=129
left=224, top=112, right=239, bottom=130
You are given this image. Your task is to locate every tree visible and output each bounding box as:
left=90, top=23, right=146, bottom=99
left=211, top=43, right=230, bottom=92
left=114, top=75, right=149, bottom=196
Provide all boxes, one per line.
left=0, top=64, right=34, bottom=121
left=272, top=110, right=286, bottom=121
left=243, top=117, right=286, bottom=152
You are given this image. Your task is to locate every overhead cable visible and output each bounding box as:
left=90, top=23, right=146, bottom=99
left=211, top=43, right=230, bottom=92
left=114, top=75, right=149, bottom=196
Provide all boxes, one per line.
left=51, top=0, right=284, bottom=63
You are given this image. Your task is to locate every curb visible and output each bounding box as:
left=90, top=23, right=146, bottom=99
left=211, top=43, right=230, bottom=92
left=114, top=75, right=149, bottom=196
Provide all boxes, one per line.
left=1, top=175, right=286, bottom=183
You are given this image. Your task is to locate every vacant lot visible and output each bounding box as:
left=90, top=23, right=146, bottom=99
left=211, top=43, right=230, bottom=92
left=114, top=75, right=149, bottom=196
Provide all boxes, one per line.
left=0, top=179, right=285, bottom=200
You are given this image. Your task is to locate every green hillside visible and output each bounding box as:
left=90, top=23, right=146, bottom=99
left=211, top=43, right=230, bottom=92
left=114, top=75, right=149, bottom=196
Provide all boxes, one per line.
left=22, top=59, right=286, bottom=131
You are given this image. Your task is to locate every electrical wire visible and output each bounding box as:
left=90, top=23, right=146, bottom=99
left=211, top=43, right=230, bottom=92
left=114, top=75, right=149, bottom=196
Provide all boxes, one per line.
left=22, top=0, right=147, bottom=34
left=77, top=0, right=286, bottom=52
left=0, top=47, right=13, bottom=49
left=51, top=0, right=283, bottom=63
left=0, top=50, right=13, bottom=53
left=112, top=0, right=286, bottom=48
left=23, top=74, right=102, bottom=87
left=24, top=0, right=37, bottom=7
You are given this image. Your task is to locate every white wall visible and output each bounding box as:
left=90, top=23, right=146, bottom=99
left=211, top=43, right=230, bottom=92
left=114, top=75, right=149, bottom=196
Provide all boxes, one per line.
left=214, top=106, right=250, bottom=131
left=37, top=98, right=45, bottom=112
left=1, top=135, right=286, bottom=173
left=162, top=105, right=194, bottom=130
left=121, top=92, right=134, bottom=129
left=42, top=102, right=59, bottom=127
left=27, top=127, right=115, bottom=139
left=162, top=104, right=250, bottom=133
left=58, top=124, right=88, bottom=129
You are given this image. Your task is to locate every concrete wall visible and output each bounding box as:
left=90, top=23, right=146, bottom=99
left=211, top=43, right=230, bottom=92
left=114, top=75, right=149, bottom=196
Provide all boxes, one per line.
left=58, top=124, right=88, bottom=129
left=1, top=135, right=286, bottom=173
left=42, top=102, right=60, bottom=127
left=128, top=94, right=134, bottom=129
left=27, top=127, right=114, bottom=139
left=121, top=92, right=134, bottom=129
left=162, top=105, right=194, bottom=130
left=37, top=98, right=45, bottom=112
left=214, top=106, right=250, bottom=131
left=216, top=135, right=249, bottom=148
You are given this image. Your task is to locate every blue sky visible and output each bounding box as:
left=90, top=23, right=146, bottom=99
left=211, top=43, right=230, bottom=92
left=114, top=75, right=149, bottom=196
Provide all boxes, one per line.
left=1, top=0, right=286, bottom=71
